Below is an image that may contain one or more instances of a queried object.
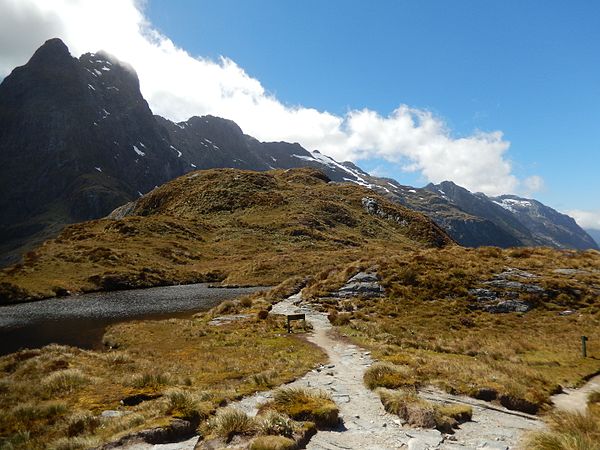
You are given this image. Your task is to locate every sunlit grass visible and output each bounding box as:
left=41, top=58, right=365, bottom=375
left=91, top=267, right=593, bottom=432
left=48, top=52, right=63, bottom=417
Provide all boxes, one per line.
left=0, top=305, right=325, bottom=449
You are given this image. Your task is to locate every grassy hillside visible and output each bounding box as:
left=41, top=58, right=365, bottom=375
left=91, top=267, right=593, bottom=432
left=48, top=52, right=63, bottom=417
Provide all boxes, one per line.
left=0, top=168, right=452, bottom=303
left=303, top=245, right=600, bottom=413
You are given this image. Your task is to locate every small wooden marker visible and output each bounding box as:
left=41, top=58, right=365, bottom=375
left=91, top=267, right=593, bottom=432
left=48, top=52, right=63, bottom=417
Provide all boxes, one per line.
left=582, top=335, right=588, bottom=358
left=286, top=313, right=306, bottom=333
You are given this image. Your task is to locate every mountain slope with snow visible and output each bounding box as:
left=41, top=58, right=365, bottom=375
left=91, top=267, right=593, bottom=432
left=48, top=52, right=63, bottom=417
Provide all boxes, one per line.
left=0, top=38, right=596, bottom=266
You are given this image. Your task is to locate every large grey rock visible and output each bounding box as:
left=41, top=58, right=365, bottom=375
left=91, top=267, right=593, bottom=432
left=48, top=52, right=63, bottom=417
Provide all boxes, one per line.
left=483, top=279, right=545, bottom=293
left=406, top=429, right=444, bottom=450
left=334, top=271, right=385, bottom=298
left=482, top=300, right=532, bottom=313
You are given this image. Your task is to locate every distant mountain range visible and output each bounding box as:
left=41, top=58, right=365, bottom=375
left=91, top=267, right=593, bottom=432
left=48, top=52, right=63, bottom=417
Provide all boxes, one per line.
left=586, top=229, right=600, bottom=247
left=0, top=38, right=597, bottom=266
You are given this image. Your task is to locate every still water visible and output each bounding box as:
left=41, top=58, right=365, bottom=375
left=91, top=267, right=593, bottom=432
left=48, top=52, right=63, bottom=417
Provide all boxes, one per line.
left=0, top=283, right=265, bottom=355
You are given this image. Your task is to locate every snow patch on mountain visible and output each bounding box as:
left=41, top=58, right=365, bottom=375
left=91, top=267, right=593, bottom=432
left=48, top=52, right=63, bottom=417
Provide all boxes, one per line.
left=132, top=145, right=145, bottom=157
left=493, top=198, right=533, bottom=213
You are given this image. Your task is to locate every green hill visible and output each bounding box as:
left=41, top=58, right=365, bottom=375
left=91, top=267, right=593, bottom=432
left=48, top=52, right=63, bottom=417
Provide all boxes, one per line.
left=0, top=168, right=452, bottom=303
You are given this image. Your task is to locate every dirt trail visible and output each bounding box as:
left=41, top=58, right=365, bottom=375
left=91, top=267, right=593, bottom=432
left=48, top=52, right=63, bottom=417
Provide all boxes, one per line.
left=122, top=293, right=542, bottom=449
left=551, top=374, right=600, bottom=414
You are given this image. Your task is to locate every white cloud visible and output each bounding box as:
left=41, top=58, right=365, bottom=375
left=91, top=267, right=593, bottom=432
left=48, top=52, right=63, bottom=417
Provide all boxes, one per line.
left=567, top=210, right=600, bottom=230
left=523, top=175, right=545, bottom=194
left=0, top=0, right=541, bottom=196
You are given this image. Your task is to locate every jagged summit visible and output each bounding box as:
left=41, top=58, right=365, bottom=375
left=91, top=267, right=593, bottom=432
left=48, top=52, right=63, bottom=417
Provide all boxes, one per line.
left=27, top=38, right=72, bottom=64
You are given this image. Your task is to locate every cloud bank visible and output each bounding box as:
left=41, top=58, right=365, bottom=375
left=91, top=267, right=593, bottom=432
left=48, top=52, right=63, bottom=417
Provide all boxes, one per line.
left=568, top=210, right=600, bottom=230
left=0, top=0, right=540, bottom=196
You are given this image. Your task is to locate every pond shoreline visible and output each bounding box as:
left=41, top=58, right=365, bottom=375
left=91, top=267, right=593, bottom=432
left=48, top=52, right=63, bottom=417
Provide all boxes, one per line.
left=0, top=283, right=265, bottom=356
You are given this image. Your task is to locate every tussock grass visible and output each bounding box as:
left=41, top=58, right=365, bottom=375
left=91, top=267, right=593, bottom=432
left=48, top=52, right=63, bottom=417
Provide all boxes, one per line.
left=129, top=372, right=172, bottom=389
left=376, top=388, right=471, bottom=432
left=65, top=411, right=100, bottom=437
left=255, top=410, right=295, bottom=437
left=164, top=389, right=213, bottom=421
left=49, top=436, right=100, bottom=450
left=528, top=389, right=600, bottom=449
left=588, top=391, right=600, bottom=404
left=0, top=314, right=325, bottom=449
left=208, top=408, right=256, bottom=441
left=526, top=410, right=600, bottom=449
left=41, top=369, right=90, bottom=395
left=363, top=362, right=417, bottom=390
left=251, top=371, right=277, bottom=388
left=262, top=387, right=339, bottom=429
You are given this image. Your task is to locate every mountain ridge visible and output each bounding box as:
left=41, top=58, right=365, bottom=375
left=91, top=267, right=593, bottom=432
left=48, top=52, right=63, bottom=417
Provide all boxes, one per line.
left=0, top=38, right=596, bottom=266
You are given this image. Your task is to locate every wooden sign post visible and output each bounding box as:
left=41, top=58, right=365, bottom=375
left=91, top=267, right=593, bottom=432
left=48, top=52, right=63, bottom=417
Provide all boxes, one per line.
left=287, top=314, right=306, bottom=333
left=582, top=336, right=588, bottom=358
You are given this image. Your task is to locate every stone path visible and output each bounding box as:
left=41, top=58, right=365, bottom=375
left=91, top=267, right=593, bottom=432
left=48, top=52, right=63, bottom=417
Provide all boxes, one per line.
left=120, top=293, right=542, bottom=449
left=231, top=293, right=542, bottom=449
left=550, top=374, right=600, bottom=414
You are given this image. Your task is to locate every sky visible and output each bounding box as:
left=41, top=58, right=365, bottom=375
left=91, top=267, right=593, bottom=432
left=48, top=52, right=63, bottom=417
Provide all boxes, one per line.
left=0, top=0, right=599, bottom=229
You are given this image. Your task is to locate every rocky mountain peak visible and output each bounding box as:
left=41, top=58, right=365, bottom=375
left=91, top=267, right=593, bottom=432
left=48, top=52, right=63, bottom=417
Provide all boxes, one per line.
left=27, top=38, right=72, bottom=66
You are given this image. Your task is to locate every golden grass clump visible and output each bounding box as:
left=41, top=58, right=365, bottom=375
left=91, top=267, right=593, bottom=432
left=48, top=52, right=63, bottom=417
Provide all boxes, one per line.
left=250, top=435, right=296, bottom=450
left=41, top=369, right=90, bottom=395
left=376, top=388, right=472, bottom=432
left=526, top=410, right=600, bottom=450
left=48, top=436, right=101, bottom=450
left=255, top=410, right=295, bottom=438
left=164, top=389, right=213, bottom=421
left=208, top=408, right=256, bottom=441
left=363, top=362, right=417, bottom=390
left=264, top=387, right=339, bottom=429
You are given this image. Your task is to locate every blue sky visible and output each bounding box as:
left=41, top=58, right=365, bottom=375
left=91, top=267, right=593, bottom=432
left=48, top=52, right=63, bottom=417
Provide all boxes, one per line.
left=145, top=0, right=599, bottom=213
left=0, top=0, right=598, bottom=227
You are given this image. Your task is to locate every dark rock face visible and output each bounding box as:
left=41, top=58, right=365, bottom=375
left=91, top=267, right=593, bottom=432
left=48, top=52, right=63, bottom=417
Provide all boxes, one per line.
left=0, top=39, right=184, bottom=264
left=155, top=114, right=373, bottom=184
